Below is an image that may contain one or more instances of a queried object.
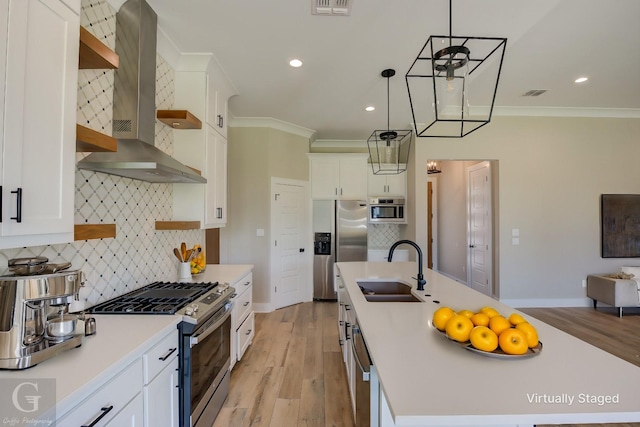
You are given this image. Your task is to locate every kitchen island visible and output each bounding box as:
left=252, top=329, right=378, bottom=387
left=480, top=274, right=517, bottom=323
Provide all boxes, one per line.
left=336, top=261, right=640, bottom=427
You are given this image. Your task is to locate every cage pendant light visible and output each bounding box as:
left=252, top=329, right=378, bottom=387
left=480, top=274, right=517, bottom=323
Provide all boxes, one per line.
left=405, top=0, right=507, bottom=138
left=367, top=69, right=413, bottom=175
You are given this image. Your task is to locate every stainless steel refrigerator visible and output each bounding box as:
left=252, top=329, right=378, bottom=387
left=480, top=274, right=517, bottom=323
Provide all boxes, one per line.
left=313, top=200, right=368, bottom=300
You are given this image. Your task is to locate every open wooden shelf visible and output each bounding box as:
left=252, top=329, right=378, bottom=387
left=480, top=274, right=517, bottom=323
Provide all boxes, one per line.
left=155, top=221, right=201, bottom=231
left=79, top=27, right=119, bottom=70
left=74, top=224, right=116, bottom=241
left=157, top=110, right=202, bottom=129
left=76, top=124, right=117, bottom=152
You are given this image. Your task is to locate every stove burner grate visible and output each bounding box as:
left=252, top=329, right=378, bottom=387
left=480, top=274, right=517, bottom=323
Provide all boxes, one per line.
left=89, top=281, right=218, bottom=314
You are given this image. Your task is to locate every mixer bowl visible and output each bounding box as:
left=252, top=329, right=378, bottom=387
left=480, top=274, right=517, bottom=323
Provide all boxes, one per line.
left=46, top=315, right=77, bottom=337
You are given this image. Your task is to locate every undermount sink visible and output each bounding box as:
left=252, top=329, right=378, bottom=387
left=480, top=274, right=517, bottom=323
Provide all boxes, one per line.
left=364, top=294, right=422, bottom=302
left=357, top=280, right=422, bottom=302
left=357, top=280, right=412, bottom=295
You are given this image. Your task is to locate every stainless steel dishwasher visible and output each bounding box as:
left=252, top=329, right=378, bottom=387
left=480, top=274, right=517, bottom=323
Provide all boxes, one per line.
left=351, top=322, right=379, bottom=427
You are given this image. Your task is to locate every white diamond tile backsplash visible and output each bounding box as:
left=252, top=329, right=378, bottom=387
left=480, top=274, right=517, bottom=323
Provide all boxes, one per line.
left=368, top=223, right=401, bottom=249
left=0, top=0, right=204, bottom=309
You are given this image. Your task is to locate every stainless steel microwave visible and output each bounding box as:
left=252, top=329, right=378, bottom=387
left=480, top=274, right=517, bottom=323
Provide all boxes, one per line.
left=368, top=197, right=406, bottom=223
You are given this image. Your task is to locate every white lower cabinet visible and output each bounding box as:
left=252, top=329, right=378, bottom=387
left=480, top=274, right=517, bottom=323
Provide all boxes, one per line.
left=56, top=359, right=143, bottom=426
left=107, top=393, right=144, bottom=427
left=230, top=271, right=254, bottom=370
left=143, top=330, right=180, bottom=427
left=56, top=328, right=179, bottom=427
left=237, top=311, right=255, bottom=359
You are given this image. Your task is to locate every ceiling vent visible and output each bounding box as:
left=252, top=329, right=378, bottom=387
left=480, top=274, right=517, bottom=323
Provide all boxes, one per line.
left=312, top=0, right=352, bottom=15
left=522, top=89, right=548, bottom=97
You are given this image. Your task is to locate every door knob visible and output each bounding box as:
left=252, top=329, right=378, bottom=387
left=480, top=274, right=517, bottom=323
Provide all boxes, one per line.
left=299, top=248, right=305, bottom=252
left=469, top=244, right=475, bottom=248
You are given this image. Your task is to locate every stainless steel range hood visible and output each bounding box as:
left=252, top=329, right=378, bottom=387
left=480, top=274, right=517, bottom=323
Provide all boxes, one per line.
left=77, top=0, right=206, bottom=184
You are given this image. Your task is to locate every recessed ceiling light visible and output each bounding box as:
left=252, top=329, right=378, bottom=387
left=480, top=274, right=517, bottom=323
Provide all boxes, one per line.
left=575, top=77, right=588, bottom=83
left=365, top=106, right=375, bottom=112
left=289, top=59, right=303, bottom=68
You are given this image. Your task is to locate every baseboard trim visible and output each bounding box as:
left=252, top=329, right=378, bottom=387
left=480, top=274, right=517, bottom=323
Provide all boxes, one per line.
left=253, top=302, right=275, bottom=313
left=500, top=297, right=593, bottom=308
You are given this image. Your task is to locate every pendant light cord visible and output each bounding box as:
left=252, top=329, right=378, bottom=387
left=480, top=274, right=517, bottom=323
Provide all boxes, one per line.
left=448, top=0, right=452, bottom=46
left=386, top=73, right=390, bottom=136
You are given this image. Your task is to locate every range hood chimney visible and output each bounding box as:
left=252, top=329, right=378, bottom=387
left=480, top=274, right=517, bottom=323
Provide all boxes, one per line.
left=77, top=0, right=206, bottom=184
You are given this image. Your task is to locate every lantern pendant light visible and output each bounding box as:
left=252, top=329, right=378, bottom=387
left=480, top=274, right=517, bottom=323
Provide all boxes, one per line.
left=367, top=69, right=413, bottom=175
left=405, top=0, right=507, bottom=138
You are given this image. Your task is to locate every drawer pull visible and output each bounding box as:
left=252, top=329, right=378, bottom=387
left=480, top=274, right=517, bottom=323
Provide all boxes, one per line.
left=159, top=347, right=177, bottom=361
left=244, top=281, right=250, bottom=286
left=243, top=301, right=250, bottom=307
left=245, top=329, right=252, bottom=335
left=81, top=405, right=114, bottom=427
left=230, top=292, right=237, bottom=299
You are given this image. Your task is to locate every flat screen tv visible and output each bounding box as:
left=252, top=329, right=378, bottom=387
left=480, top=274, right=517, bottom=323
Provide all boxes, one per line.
left=601, top=194, right=640, bottom=258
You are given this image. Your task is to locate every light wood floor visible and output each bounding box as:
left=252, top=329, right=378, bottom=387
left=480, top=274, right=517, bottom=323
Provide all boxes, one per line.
left=213, top=301, right=354, bottom=427
left=212, top=302, right=640, bottom=427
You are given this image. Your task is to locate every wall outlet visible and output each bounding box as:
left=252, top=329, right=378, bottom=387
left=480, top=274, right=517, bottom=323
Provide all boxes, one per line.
left=582, top=279, right=587, bottom=288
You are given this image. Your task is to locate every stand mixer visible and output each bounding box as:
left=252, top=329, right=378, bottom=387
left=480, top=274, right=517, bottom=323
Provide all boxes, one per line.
left=0, top=257, right=85, bottom=369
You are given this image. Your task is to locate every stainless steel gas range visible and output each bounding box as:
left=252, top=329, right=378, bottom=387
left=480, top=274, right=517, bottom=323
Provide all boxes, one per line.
left=90, top=280, right=234, bottom=427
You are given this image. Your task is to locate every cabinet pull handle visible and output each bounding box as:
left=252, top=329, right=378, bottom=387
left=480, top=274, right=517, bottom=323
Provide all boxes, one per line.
left=230, top=292, right=238, bottom=298
left=0, top=185, right=3, bottom=222
left=159, top=347, right=177, bottom=361
left=243, top=301, right=250, bottom=307
left=10, top=188, right=22, bottom=223
left=218, top=114, right=224, bottom=128
left=245, top=329, right=252, bottom=335
left=81, top=405, right=114, bottom=427
left=217, top=207, right=223, bottom=219
left=244, top=281, right=250, bottom=286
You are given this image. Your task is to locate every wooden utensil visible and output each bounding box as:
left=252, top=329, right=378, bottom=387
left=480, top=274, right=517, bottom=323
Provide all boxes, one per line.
left=174, top=247, right=183, bottom=262
left=185, top=249, right=193, bottom=262
left=181, top=242, right=187, bottom=261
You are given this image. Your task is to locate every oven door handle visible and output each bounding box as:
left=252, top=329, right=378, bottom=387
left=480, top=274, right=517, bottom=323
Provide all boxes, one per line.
left=190, top=305, right=231, bottom=347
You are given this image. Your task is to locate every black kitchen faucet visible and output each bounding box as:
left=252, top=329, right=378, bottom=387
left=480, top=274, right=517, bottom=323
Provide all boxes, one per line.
left=387, top=239, right=427, bottom=291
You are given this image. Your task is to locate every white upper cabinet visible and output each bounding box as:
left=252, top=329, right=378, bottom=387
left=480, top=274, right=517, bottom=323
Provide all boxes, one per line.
left=367, top=166, right=407, bottom=197
left=1, top=1, right=7, bottom=204
left=0, top=0, right=79, bottom=249
left=206, top=60, right=233, bottom=139
left=204, top=125, right=227, bottom=227
left=308, top=154, right=368, bottom=200
left=172, top=69, right=227, bottom=228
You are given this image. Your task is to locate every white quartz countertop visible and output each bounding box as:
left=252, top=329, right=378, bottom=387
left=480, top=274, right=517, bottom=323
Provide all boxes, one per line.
left=336, top=261, right=640, bottom=426
left=197, top=264, right=253, bottom=285
left=0, top=314, right=181, bottom=419
left=0, top=263, right=253, bottom=420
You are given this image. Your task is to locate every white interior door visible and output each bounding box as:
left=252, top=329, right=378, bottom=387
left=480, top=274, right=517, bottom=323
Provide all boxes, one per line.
left=271, top=178, right=310, bottom=310
left=467, top=161, right=493, bottom=296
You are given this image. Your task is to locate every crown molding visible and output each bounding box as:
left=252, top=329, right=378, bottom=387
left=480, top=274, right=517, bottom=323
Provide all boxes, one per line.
left=229, top=117, right=315, bottom=139
left=309, top=139, right=368, bottom=149
left=492, top=106, right=640, bottom=118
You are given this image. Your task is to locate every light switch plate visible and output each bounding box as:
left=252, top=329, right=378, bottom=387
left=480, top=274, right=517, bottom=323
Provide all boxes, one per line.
left=256, top=228, right=265, bottom=237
